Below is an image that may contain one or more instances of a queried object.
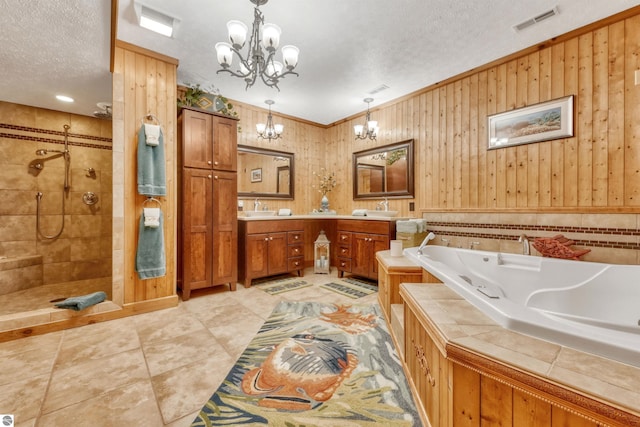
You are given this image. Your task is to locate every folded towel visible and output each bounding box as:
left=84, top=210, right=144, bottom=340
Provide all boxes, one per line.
left=136, top=210, right=166, bottom=279
left=54, top=291, right=107, bottom=311
left=144, top=124, right=161, bottom=146
left=137, top=125, right=166, bottom=196
left=143, top=207, right=161, bottom=228
left=352, top=209, right=367, bottom=216
left=396, top=219, right=428, bottom=233
left=278, top=208, right=292, bottom=216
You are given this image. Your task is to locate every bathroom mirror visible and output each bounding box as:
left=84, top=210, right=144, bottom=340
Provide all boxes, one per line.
left=238, top=145, right=295, bottom=199
left=353, top=139, right=414, bottom=199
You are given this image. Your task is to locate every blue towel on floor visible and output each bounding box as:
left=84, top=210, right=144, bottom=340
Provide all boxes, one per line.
left=54, top=291, right=107, bottom=311
left=137, top=125, right=166, bottom=196
left=136, top=210, right=166, bottom=279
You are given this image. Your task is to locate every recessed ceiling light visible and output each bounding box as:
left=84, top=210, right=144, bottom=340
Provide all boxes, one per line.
left=55, top=95, right=74, bottom=103
left=138, top=4, right=176, bottom=37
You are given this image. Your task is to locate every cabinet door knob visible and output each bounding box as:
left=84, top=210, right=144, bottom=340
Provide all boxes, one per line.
left=214, top=175, right=219, bottom=180
left=294, top=248, right=299, bottom=253
left=270, top=237, right=273, bottom=240
left=214, top=161, right=219, bottom=166
left=294, top=261, right=299, bottom=266
left=207, top=160, right=212, bottom=165
left=294, top=235, right=299, bottom=240
left=341, top=249, right=346, bottom=253
left=264, top=237, right=269, bottom=241
left=340, top=262, right=345, bottom=267
left=207, top=175, right=212, bottom=179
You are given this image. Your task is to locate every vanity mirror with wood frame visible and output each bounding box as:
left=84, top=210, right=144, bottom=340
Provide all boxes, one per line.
left=238, top=145, right=295, bottom=199
left=353, top=139, right=414, bottom=199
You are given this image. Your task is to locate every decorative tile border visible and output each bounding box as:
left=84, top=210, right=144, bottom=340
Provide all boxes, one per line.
left=0, top=123, right=112, bottom=150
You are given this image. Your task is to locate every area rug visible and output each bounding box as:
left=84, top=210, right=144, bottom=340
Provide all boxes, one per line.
left=191, top=301, right=420, bottom=426
left=254, top=275, right=312, bottom=295
left=320, top=277, right=378, bottom=299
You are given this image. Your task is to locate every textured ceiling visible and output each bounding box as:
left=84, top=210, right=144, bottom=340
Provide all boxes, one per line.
left=1, top=0, right=640, bottom=124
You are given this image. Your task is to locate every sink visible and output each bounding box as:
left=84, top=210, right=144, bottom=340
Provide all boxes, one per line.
left=365, top=210, right=399, bottom=217
left=245, top=211, right=276, bottom=217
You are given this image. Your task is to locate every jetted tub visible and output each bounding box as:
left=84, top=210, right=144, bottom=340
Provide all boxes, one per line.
left=404, top=245, right=640, bottom=368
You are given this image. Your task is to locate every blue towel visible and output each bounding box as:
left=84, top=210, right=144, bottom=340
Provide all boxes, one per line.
left=136, top=210, right=166, bottom=279
left=54, top=291, right=107, bottom=311
left=137, top=125, right=166, bottom=196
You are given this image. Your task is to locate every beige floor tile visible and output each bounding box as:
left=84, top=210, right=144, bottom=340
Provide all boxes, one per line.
left=42, top=348, right=149, bottom=414
left=38, top=379, right=164, bottom=427
left=0, top=374, right=49, bottom=421
left=134, top=305, right=206, bottom=345
left=151, top=351, right=235, bottom=424
left=141, top=328, right=223, bottom=377
left=0, top=343, right=59, bottom=386
left=55, top=316, right=140, bottom=369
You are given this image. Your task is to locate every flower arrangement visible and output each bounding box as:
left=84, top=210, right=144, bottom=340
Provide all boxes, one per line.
left=312, top=168, right=337, bottom=196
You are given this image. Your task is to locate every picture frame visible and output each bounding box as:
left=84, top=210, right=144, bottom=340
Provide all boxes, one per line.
left=251, top=168, right=262, bottom=183
left=487, top=95, right=574, bottom=149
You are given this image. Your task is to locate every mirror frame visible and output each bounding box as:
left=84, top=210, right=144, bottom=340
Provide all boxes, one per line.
left=238, top=144, right=295, bottom=199
left=352, top=139, right=414, bottom=200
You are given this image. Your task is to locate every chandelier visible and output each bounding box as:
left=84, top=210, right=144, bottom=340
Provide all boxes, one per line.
left=354, top=98, right=379, bottom=141
left=256, top=100, right=283, bottom=141
left=215, top=0, right=300, bottom=91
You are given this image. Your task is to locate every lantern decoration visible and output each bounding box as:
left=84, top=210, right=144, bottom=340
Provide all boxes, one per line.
left=314, top=230, right=331, bottom=274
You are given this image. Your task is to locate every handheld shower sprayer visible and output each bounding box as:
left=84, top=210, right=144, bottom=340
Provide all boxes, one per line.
left=417, top=232, right=436, bottom=255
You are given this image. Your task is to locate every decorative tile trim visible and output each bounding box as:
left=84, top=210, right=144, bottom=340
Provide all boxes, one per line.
left=0, top=123, right=112, bottom=150
left=428, top=221, right=640, bottom=250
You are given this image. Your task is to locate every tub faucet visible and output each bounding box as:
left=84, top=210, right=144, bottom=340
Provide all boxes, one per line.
left=469, top=241, right=480, bottom=250
left=377, top=198, right=389, bottom=211
left=518, top=234, right=530, bottom=255
left=417, top=232, right=436, bottom=255
left=254, top=198, right=261, bottom=212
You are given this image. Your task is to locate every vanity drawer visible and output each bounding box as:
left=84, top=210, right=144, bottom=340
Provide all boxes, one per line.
left=288, top=257, right=304, bottom=271
left=288, top=231, right=304, bottom=244
left=337, top=258, right=352, bottom=272
left=337, top=245, right=351, bottom=258
left=288, top=244, right=304, bottom=258
left=337, top=232, right=352, bottom=246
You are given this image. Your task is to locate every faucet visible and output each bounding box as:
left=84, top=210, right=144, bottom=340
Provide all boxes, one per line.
left=441, top=237, right=450, bottom=247
left=469, top=241, right=480, bottom=250
left=518, top=234, right=530, bottom=255
left=377, top=198, right=389, bottom=211
left=254, top=198, right=261, bottom=212
left=417, top=232, right=436, bottom=255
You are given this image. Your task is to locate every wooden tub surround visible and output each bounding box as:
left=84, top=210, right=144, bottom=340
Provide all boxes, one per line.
left=397, top=282, right=640, bottom=427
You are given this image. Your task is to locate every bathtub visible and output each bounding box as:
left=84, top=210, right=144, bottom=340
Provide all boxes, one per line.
left=404, top=246, right=640, bottom=368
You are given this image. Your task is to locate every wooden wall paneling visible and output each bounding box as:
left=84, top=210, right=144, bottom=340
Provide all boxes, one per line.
left=468, top=74, right=479, bottom=208
left=563, top=37, right=579, bottom=207
left=592, top=27, right=609, bottom=206
left=538, top=48, right=552, bottom=206
left=550, top=42, right=565, bottom=207
left=495, top=63, right=508, bottom=208
left=516, top=56, right=529, bottom=208
left=453, top=80, right=463, bottom=209
left=578, top=33, right=594, bottom=207
left=446, top=84, right=455, bottom=207
left=505, top=59, right=518, bottom=209
left=429, top=89, right=438, bottom=208
left=486, top=68, right=497, bottom=208
left=439, top=87, right=448, bottom=207
left=477, top=71, right=488, bottom=208
left=527, top=51, right=541, bottom=207
left=624, top=15, right=640, bottom=205
left=608, top=20, right=625, bottom=206
left=459, top=78, right=469, bottom=209
left=512, top=389, right=552, bottom=427
left=480, top=375, right=513, bottom=426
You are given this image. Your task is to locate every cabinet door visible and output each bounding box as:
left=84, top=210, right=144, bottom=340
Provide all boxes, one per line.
left=246, top=234, right=270, bottom=278
left=182, top=169, right=213, bottom=293
left=212, top=171, right=237, bottom=286
left=212, top=115, right=237, bottom=171
left=370, top=234, right=389, bottom=277
left=182, top=109, right=213, bottom=169
left=352, top=233, right=372, bottom=277
left=267, top=232, right=288, bottom=275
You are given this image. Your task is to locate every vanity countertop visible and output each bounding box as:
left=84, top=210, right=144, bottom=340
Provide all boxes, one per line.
left=238, top=214, right=411, bottom=221
left=400, top=283, right=640, bottom=420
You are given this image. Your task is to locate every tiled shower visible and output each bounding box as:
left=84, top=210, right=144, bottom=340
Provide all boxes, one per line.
left=0, top=101, right=112, bottom=313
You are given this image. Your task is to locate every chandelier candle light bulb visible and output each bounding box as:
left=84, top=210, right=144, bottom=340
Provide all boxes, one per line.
left=354, top=98, right=379, bottom=141
left=256, top=100, right=283, bottom=142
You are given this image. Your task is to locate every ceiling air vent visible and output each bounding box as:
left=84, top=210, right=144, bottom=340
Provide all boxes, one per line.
left=513, top=6, right=559, bottom=32
left=367, top=84, right=390, bottom=95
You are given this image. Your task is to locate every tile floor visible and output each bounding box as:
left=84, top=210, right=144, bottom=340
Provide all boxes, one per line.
left=0, top=269, right=380, bottom=426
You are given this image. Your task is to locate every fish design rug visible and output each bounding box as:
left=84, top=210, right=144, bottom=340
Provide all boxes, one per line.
left=320, top=277, right=378, bottom=299
left=191, top=301, right=420, bottom=426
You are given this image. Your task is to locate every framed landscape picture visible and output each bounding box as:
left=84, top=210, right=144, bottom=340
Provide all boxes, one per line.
left=251, top=168, right=262, bottom=183
left=488, top=95, right=574, bottom=149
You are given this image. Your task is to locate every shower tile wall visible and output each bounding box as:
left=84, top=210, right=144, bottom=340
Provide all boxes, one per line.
left=0, top=101, right=112, bottom=286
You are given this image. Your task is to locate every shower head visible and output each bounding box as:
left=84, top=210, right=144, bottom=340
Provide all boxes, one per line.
left=36, top=149, right=48, bottom=156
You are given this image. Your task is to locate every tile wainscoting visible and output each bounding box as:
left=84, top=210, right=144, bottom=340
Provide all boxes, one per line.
left=421, top=212, right=640, bottom=264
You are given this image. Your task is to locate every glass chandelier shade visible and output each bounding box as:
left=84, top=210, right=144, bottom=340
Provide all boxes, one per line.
left=215, top=0, right=299, bottom=91
left=257, top=100, right=283, bottom=142
left=354, top=98, right=379, bottom=141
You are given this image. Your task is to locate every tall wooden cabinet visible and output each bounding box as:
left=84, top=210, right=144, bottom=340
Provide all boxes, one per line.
left=178, top=107, right=239, bottom=300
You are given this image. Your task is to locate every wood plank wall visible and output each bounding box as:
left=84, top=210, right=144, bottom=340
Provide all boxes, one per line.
left=324, top=8, right=640, bottom=215
left=113, top=40, right=178, bottom=303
